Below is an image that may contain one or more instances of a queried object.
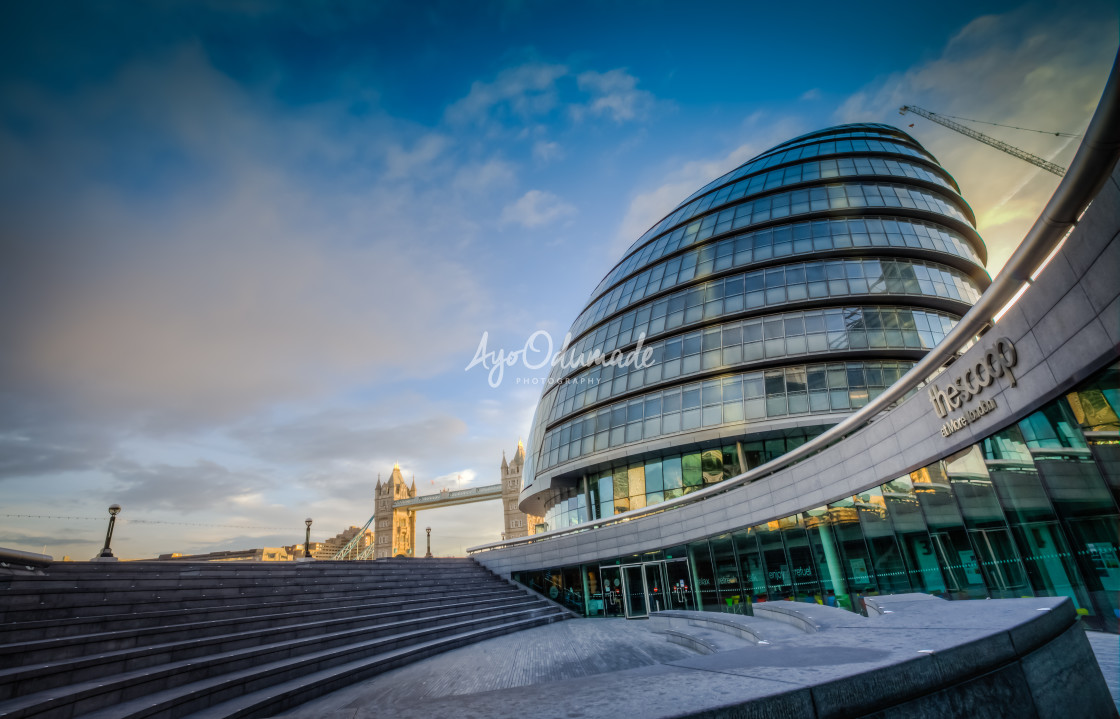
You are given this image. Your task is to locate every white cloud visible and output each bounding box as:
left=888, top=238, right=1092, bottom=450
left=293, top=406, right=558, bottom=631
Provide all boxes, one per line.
left=532, top=139, right=563, bottom=164
left=384, top=133, right=450, bottom=179
left=574, top=68, right=655, bottom=123
left=611, top=115, right=807, bottom=260
left=0, top=45, right=499, bottom=427
left=444, top=62, right=568, bottom=125
left=499, top=189, right=576, bottom=228
left=835, top=6, right=1116, bottom=275
left=452, top=158, right=517, bottom=194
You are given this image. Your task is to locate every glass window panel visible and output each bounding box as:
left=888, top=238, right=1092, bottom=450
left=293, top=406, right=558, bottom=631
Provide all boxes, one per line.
left=682, top=452, right=703, bottom=490
left=663, top=455, right=684, bottom=499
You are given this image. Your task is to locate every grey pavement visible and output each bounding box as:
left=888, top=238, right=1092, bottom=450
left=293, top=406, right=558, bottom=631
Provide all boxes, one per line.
left=272, top=616, right=1120, bottom=719
left=1088, top=631, right=1120, bottom=712
left=271, top=618, right=697, bottom=717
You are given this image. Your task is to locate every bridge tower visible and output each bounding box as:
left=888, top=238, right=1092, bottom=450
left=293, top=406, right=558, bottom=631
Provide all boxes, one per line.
left=501, top=440, right=540, bottom=539
left=373, top=464, right=416, bottom=558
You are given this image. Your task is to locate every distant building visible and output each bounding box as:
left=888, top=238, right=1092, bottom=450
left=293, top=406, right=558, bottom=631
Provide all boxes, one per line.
left=309, top=525, right=373, bottom=560
left=501, top=441, right=541, bottom=540
left=158, top=547, right=295, bottom=562
left=373, top=463, right=417, bottom=558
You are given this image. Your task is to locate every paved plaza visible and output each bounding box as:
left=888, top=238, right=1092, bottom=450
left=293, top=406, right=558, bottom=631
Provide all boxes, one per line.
left=1087, top=631, right=1120, bottom=712
left=274, top=617, right=1120, bottom=718
left=273, top=618, right=697, bottom=717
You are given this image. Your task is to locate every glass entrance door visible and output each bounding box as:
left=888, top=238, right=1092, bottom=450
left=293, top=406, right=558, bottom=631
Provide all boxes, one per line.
left=622, top=565, right=648, bottom=618
left=619, top=559, right=694, bottom=618
left=644, top=563, right=666, bottom=613
left=663, top=559, right=694, bottom=610
left=600, top=566, right=624, bottom=617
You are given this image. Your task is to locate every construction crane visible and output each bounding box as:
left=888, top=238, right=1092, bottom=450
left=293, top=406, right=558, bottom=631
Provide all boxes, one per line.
left=899, top=105, right=1066, bottom=177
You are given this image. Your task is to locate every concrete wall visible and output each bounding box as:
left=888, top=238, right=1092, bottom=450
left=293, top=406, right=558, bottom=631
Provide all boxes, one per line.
left=476, top=163, right=1120, bottom=580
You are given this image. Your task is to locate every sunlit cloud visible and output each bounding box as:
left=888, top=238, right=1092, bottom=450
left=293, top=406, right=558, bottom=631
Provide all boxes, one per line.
left=499, top=189, right=577, bottom=228
left=573, top=68, right=656, bottom=123
left=835, top=5, right=1116, bottom=274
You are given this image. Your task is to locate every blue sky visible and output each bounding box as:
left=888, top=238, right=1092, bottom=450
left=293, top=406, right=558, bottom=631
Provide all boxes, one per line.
left=0, top=1, right=1116, bottom=558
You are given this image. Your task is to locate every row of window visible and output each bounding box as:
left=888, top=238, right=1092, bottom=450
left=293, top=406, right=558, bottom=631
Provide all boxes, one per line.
left=546, top=306, right=958, bottom=424
left=535, top=360, right=914, bottom=473
left=548, top=258, right=980, bottom=385
left=609, top=155, right=955, bottom=290
left=517, top=364, right=1120, bottom=633
left=677, top=126, right=922, bottom=208
left=542, top=432, right=823, bottom=530
left=580, top=216, right=982, bottom=340
left=624, top=133, right=939, bottom=259
left=603, top=182, right=972, bottom=307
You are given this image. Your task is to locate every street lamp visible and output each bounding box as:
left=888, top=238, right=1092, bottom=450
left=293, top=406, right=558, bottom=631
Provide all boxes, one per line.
left=425, top=527, right=432, bottom=558
left=95, top=504, right=121, bottom=561
left=304, top=518, right=313, bottom=559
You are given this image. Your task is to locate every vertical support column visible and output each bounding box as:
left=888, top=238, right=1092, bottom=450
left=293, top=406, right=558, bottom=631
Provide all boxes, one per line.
left=736, top=441, right=749, bottom=475
left=817, top=519, right=850, bottom=609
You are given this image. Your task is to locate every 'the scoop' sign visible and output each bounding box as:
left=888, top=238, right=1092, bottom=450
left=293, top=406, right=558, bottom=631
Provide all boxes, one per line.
left=927, top=337, right=1018, bottom=427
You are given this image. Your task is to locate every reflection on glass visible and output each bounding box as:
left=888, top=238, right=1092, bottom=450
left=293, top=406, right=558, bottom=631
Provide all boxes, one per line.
left=520, top=363, right=1120, bottom=632
left=622, top=565, right=647, bottom=618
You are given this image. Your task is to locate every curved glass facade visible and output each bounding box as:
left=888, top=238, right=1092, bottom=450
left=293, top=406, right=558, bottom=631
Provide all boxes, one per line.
left=515, top=362, right=1120, bottom=633
left=545, top=306, right=961, bottom=422
left=582, top=216, right=982, bottom=332
left=521, top=124, right=990, bottom=525
left=536, top=359, right=915, bottom=473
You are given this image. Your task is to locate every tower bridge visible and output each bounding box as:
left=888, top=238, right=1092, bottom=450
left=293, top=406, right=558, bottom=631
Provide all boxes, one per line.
left=333, top=442, right=539, bottom=559
left=393, top=484, right=503, bottom=510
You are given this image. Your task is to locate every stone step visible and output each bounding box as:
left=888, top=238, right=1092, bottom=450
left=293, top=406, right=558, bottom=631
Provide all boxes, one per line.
left=0, top=570, right=495, bottom=604
left=0, top=584, right=521, bottom=642
left=179, top=615, right=565, bottom=719
left=0, top=560, right=568, bottom=718
left=2, top=564, right=485, bottom=587
left=0, top=590, right=528, bottom=666
left=0, top=576, right=509, bottom=623
left=0, top=599, right=548, bottom=700
left=0, top=608, right=566, bottom=719
left=32, top=559, right=475, bottom=580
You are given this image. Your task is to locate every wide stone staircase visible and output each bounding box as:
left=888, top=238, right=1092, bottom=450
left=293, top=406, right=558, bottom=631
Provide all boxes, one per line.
left=0, top=558, right=569, bottom=718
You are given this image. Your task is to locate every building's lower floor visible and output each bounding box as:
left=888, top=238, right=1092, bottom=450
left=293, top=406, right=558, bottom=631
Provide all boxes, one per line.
left=514, top=362, right=1120, bottom=632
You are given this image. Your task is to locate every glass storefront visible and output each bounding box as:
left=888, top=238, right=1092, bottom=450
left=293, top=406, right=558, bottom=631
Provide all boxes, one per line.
left=539, top=428, right=830, bottom=530
left=513, top=362, right=1120, bottom=632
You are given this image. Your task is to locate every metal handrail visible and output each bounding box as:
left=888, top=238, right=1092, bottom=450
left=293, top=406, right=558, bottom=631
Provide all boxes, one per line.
left=0, top=546, right=54, bottom=568
left=469, top=47, right=1120, bottom=556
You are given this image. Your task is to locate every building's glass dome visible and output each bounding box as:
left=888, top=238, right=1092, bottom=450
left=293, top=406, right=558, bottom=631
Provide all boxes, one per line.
left=520, top=124, right=989, bottom=528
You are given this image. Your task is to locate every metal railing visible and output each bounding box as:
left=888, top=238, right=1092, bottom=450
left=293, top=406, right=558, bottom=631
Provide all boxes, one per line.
left=0, top=546, right=54, bottom=568
left=468, top=47, right=1120, bottom=556
left=331, top=515, right=375, bottom=560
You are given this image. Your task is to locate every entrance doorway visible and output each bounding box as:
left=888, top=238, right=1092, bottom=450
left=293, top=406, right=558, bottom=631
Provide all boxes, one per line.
left=613, top=559, right=693, bottom=618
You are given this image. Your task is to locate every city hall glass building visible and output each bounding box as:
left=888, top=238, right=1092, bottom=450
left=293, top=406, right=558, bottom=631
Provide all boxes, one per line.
left=522, top=124, right=989, bottom=527
left=475, top=123, right=1120, bottom=634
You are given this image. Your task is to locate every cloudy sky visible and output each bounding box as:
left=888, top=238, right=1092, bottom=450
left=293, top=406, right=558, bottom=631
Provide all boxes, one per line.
left=1, top=1, right=1115, bottom=559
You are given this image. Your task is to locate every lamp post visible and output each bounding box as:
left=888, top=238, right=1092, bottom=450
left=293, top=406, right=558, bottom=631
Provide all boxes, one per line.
left=303, top=518, right=313, bottom=561
left=425, top=527, right=432, bottom=558
left=98, top=501, right=121, bottom=557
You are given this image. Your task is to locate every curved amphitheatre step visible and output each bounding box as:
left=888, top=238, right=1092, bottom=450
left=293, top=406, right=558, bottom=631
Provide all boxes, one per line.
left=0, top=560, right=569, bottom=719
left=0, top=584, right=519, bottom=642
left=0, top=597, right=544, bottom=694
left=1, top=590, right=525, bottom=664
left=649, top=608, right=813, bottom=647
left=0, top=576, right=506, bottom=624
left=0, top=567, right=499, bottom=617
